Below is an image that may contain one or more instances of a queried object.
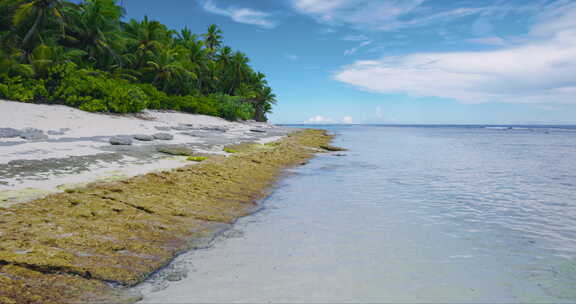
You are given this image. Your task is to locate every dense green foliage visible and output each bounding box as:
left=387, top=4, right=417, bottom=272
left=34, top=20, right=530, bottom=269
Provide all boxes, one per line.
left=0, top=0, right=276, bottom=121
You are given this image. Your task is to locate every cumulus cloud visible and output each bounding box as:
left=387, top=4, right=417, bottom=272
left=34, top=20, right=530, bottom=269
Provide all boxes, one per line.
left=306, top=115, right=334, bottom=123
left=342, top=116, right=354, bottom=124
left=334, top=4, right=576, bottom=105
left=201, top=1, right=277, bottom=29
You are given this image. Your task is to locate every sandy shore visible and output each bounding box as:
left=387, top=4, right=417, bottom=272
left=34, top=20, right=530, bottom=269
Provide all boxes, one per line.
left=0, top=100, right=290, bottom=206
left=0, top=100, right=337, bottom=304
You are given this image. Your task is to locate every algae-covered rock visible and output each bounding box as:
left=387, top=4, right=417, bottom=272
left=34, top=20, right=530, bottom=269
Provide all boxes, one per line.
left=153, top=133, right=174, bottom=140
left=0, top=129, right=334, bottom=303
left=47, top=128, right=69, bottom=136
left=110, top=136, right=133, bottom=145
left=19, top=128, right=48, bottom=140
left=320, top=144, right=347, bottom=151
left=0, top=128, right=21, bottom=138
left=157, top=146, right=195, bottom=156
left=133, top=134, right=154, bottom=141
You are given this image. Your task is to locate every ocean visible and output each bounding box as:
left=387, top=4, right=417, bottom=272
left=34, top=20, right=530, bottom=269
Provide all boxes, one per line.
left=140, top=125, right=576, bottom=303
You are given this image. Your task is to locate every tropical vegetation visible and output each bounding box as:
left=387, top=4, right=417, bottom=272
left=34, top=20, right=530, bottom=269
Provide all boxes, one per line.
left=0, top=0, right=276, bottom=121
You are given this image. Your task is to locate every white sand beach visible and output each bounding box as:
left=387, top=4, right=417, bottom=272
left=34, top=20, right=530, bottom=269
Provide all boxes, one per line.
left=0, top=100, right=291, bottom=205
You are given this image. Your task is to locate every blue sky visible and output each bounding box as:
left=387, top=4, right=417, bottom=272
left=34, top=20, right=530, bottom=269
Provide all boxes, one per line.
left=123, top=0, right=576, bottom=124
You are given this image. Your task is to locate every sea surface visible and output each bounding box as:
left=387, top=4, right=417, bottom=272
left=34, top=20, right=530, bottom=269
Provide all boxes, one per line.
left=140, top=125, right=576, bottom=303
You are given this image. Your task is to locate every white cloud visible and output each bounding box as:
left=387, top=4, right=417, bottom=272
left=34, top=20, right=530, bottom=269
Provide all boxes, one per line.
left=467, top=36, right=506, bottom=46
left=344, top=41, right=372, bottom=56
left=285, top=54, right=300, bottom=61
left=292, top=0, right=509, bottom=31
left=342, top=34, right=369, bottom=41
left=306, top=115, right=334, bottom=123
left=201, top=1, right=277, bottom=29
left=342, top=116, right=354, bottom=124
left=334, top=4, right=576, bottom=105
left=531, top=0, right=576, bottom=37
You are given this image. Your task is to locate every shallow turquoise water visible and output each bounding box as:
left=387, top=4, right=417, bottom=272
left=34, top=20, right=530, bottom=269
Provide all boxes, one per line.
left=140, top=126, right=576, bottom=303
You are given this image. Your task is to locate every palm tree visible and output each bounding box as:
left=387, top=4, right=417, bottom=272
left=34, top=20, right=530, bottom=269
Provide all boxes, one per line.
left=175, top=27, right=196, bottom=46
left=227, top=51, right=249, bottom=94
left=253, top=86, right=276, bottom=121
left=203, top=24, right=222, bottom=56
left=0, top=47, right=34, bottom=77
left=146, top=48, right=192, bottom=91
left=123, top=16, right=169, bottom=69
left=12, top=0, right=74, bottom=47
left=64, top=0, right=125, bottom=69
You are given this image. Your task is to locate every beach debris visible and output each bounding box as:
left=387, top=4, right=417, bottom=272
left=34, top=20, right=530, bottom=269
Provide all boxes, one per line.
left=320, top=144, right=347, bottom=152
left=157, top=145, right=195, bottom=156
left=109, top=136, right=133, bottom=145
left=0, top=127, right=21, bottom=138
left=153, top=133, right=174, bottom=140
left=250, top=129, right=266, bottom=133
left=133, top=134, right=154, bottom=141
left=19, top=128, right=48, bottom=140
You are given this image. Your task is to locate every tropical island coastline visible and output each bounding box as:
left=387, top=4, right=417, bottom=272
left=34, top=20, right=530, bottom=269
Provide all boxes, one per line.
left=0, top=0, right=347, bottom=302
left=0, top=98, right=339, bottom=303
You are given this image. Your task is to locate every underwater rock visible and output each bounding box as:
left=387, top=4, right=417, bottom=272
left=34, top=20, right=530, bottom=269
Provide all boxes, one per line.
left=109, top=136, right=133, bottom=145
left=153, top=133, right=174, bottom=140
left=166, top=270, right=188, bottom=282
left=320, top=144, right=347, bottom=152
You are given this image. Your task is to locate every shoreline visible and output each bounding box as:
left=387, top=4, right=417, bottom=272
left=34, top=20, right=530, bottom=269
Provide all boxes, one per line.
left=0, top=120, right=336, bottom=303
left=0, top=99, right=288, bottom=206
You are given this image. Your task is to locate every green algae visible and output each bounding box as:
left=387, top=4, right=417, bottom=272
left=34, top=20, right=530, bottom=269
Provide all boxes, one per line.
left=187, top=156, right=208, bottom=162
left=264, top=142, right=280, bottom=147
left=0, top=129, right=334, bottom=304
left=223, top=147, right=239, bottom=153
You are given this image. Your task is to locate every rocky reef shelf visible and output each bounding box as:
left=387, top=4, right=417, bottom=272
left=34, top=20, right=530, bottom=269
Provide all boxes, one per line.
left=0, top=129, right=336, bottom=304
